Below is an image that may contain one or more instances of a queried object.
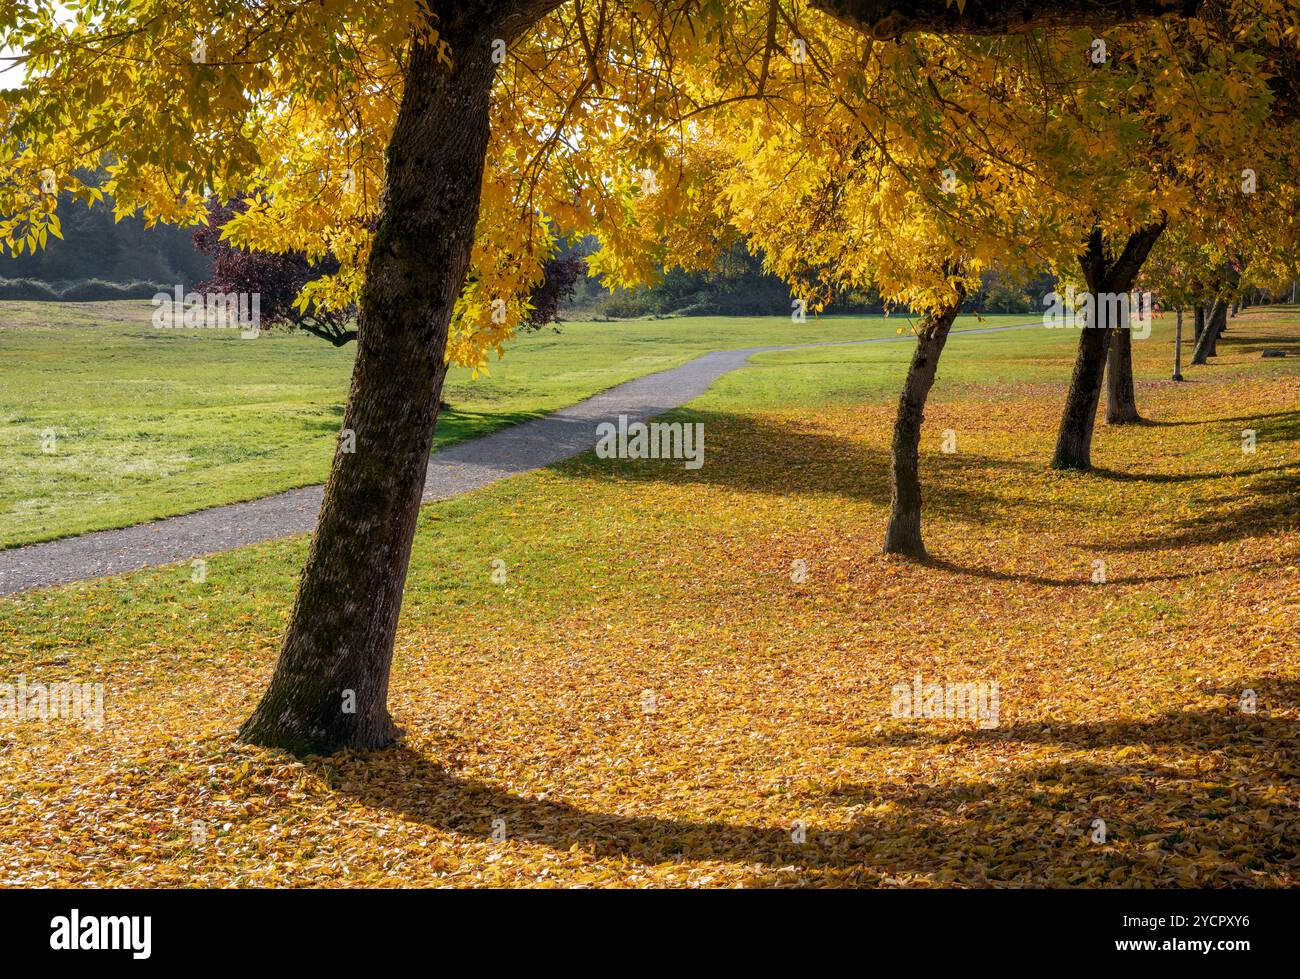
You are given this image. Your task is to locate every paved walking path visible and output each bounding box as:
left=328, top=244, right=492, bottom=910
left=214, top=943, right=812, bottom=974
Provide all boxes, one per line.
left=0, top=323, right=1036, bottom=594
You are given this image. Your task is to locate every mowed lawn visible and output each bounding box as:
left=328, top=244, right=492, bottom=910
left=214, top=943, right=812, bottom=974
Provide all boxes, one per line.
left=0, top=307, right=1297, bottom=886
left=0, top=301, right=1045, bottom=547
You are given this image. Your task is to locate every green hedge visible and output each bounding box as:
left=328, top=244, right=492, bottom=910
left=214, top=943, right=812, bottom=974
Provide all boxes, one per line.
left=0, top=278, right=171, bottom=301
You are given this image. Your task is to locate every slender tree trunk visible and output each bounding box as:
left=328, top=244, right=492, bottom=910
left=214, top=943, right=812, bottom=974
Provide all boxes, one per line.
left=1105, top=317, right=1140, bottom=423
left=883, top=289, right=965, bottom=558
left=1173, top=308, right=1184, bottom=380
left=239, top=20, right=506, bottom=755
left=1194, top=304, right=1205, bottom=343
left=1192, top=299, right=1226, bottom=364
left=1209, top=299, right=1225, bottom=353
left=1052, top=221, right=1164, bottom=470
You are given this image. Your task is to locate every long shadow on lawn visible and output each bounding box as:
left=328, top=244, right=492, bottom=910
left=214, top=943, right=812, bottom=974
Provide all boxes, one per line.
left=1091, top=462, right=1298, bottom=484
left=922, top=555, right=1276, bottom=588
left=313, top=701, right=1296, bottom=883
left=1152, top=409, right=1300, bottom=428
left=1085, top=472, right=1300, bottom=554
left=567, top=409, right=1004, bottom=523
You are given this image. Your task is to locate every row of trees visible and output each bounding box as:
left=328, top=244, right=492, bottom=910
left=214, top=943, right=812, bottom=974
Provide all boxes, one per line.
left=2, top=0, right=1297, bottom=754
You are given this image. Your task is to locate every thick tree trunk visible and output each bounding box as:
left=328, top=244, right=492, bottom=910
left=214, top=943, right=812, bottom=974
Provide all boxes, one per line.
left=239, top=23, right=503, bottom=755
left=883, top=290, right=964, bottom=558
left=1194, top=304, right=1205, bottom=343
left=1053, top=312, right=1113, bottom=470
left=1051, top=222, right=1164, bottom=470
left=1105, top=317, right=1140, bottom=424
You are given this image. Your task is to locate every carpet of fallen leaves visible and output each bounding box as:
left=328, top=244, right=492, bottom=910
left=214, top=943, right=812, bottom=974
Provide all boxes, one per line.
left=1, top=310, right=1298, bottom=887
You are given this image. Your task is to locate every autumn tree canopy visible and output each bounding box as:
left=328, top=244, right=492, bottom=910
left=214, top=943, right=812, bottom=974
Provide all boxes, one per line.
left=3, top=0, right=1297, bottom=753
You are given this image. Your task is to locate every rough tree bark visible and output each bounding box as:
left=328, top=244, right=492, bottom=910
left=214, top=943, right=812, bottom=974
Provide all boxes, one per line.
left=1051, top=221, right=1165, bottom=470
left=1105, top=315, right=1141, bottom=424
left=883, top=286, right=966, bottom=558
left=1173, top=308, right=1185, bottom=381
left=1207, top=299, right=1225, bottom=356
left=1191, top=298, right=1227, bottom=364
left=240, top=5, right=544, bottom=755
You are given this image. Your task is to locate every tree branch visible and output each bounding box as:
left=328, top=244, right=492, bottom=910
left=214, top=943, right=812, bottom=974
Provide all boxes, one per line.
left=809, top=0, right=1203, bottom=38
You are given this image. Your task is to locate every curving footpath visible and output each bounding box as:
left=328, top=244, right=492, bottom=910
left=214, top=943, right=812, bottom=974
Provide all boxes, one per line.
left=0, top=322, right=1036, bottom=594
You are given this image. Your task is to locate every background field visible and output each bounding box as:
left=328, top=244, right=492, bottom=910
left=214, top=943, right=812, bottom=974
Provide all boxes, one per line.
left=0, top=301, right=1049, bottom=546
left=1, top=306, right=1296, bottom=887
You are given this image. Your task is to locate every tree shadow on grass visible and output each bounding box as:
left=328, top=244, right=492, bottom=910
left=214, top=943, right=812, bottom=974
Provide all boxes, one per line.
left=314, top=744, right=837, bottom=867
left=1204, top=676, right=1300, bottom=712
left=827, top=704, right=1296, bottom=881
left=847, top=706, right=1295, bottom=751
left=920, top=555, right=1275, bottom=587
left=563, top=409, right=1004, bottom=524
left=1144, top=409, right=1300, bottom=428
left=1089, top=472, right=1300, bottom=554
left=1091, top=462, right=1298, bottom=484
left=309, top=701, right=1297, bottom=882
left=1220, top=332, right=1300, bottom=356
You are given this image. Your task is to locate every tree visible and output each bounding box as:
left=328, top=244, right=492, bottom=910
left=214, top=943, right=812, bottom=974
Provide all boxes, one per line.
left=195, top=199, right=582, bottom=343
left=814, top=0, right=1300, bottom=466
left=0, top=0, right=789, bottom=754
left=884, top=283, right=966, bottom=557
left=193, top=198, right=355, bottom=345
left=1053, top=222, right=1165, bottom=465
left=522, top=253, right=588, bottom=329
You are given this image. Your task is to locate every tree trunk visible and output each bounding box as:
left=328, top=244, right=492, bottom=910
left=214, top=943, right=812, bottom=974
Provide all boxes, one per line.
left=1105, top=317, right=1140, bottom=424
left=239, top=22, right=504, bottom=756
left=1051, top=222, right=1164, bottom=470
left=1194, top=304, right=1205, bottom=343
left=1172, top=308, right=1184, bottom=381
left=883, top=290, right=964, bottom=558
left=1192, top=299, right=1226, bottom=364
left=1201, top=301, right=1222, bottom=356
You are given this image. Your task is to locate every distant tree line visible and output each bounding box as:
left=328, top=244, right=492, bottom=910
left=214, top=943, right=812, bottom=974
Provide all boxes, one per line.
left=0, top=192, right=209, bottom=299
left=0, top=199, right=1054, bottom=322
left=564, top=240, right=1055, bottom=320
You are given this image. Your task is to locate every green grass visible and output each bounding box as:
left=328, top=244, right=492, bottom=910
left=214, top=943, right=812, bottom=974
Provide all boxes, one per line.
left=0, top=300, right=1048, bottom=546
left=1, top=309, right=1297, bottom=888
